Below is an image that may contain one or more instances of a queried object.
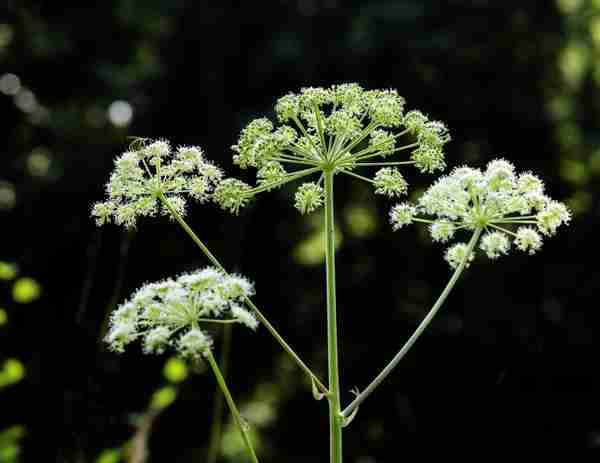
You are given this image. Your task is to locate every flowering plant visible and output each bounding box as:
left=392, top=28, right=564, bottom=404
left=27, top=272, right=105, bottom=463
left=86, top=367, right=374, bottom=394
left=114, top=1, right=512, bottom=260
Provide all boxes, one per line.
left=93, top=84, right=570, bottom=463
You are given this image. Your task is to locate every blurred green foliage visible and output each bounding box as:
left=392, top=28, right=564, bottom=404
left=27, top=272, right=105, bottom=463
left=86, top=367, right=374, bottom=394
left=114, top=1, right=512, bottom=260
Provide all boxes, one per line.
left=0, top=262, right=17, bottom=281
left=95, top=448, right=122, bottom=463
left=0, top=426, right=25, bottom=463
left=163, top=357, right=188, bottom=383
left=11, top=277, right=41, bottom=304
left=0, top=359, right=25, bottom=388
left=294, top=215, right=343, bottom=265
left=150, top=386, right=177, bottom=411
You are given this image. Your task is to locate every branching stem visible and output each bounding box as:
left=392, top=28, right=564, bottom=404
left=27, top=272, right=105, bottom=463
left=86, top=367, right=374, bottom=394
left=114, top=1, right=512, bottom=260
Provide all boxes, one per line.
left=158, top=193, right=329, bottom=396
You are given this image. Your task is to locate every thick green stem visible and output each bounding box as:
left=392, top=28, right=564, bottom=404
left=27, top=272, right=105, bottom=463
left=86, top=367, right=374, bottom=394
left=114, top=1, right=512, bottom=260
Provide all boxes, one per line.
left=158, top=194, right=328, bottom=396
left=205, top=351, right=259, bottom=463
left=207, top=325, right=232, bottom=463
left=324, top=169, right=343, bottom=463
left=341, top=227, right=483, bottom=420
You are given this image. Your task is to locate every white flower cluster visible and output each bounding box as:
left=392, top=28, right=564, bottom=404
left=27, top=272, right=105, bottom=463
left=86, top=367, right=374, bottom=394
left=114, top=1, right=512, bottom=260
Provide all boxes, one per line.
left=105, top=267, right=258, bottom=359
left=229, top=83, right=450, bottom=215
left=390, top=159, right=571, bottom=268
left=91, top=140, right=223, bottom=228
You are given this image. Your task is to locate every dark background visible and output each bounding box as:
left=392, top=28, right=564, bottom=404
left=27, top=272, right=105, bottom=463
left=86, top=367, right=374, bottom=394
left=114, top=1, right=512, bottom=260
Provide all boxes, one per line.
left=1, top=1, right=598, bottom=461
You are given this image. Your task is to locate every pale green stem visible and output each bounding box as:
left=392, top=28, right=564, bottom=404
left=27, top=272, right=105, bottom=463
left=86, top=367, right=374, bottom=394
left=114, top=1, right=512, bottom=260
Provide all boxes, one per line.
left=341, top=227, right=483, bottom=420
left=338, top=169, right=375, bottom=184
left=328, top=133, right=346, bottom=161
left=324, top=169, right=343, bottom=463
left=353, top=143, right=418, bottom=162
left=272, top=156, right=319, bottom=167
left=352, top=161, right=416, bottom=167
left=349, top=126, right=410, bottom=159
left=313, top=103, right=327, bottom=150
left=292, top=116, right=322, bottom=159
left=493, top=220, right=538, bottom=225
left=316, top=172, right=325, bottom=187
left=207, top=325, right=232, bottom=463
left=247, top=167, right=321, bottom=196
left=158, top=193, right=329, bottom=396
left=205, top=350, right=259, bottom=463
left=339, top=120, right=379, bottom=155
left=493, top=214, right=538, bottom=220
left=197, top=319, right=239, bottom=324
left=488, top=223, right=518, bottom=237
left=288, top=144, right=320, bottom=161
left=412, top=217, right=436, bottom=224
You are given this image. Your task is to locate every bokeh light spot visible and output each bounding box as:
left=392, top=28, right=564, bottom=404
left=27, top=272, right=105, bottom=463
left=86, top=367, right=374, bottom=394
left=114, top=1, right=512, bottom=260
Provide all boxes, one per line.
left=556, top=0, right=583, bottom=14
left=163, top=357, right=188, bottom=383
left=0, top=262, right=17, bottom=280
left=14, top=89, right=37, bottom=113
left=0, top=73, right=20, bottom=96
left=108, top=100, right=133, bottom=127
left=12, top=277, right=41, bottom=304
left=150, top=386, right=177, bottom=410
left=344, top=204, right=377, bottom=238
left=0, top=359, right=25, bottom=387
left=27, top=148, right=52, bottom=178
left=0, top=182, right=16, bottom=211
left=0, top=24, right=14, bottom=51
left=96, top=448, right=122, bottom=463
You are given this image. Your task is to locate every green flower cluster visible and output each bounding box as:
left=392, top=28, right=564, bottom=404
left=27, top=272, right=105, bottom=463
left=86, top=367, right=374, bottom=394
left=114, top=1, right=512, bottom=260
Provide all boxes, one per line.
left=229, top=83, right=451, bottom=214
left=91, top=140, right=223, bottom=228
left=390, top=159, right=571, bottom=268
left=105, top=267, right=257, bottom=359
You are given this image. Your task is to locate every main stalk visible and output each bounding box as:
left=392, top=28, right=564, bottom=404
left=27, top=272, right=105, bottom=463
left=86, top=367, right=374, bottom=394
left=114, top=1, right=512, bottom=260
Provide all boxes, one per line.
left=324, top=169, right=343, bottom=463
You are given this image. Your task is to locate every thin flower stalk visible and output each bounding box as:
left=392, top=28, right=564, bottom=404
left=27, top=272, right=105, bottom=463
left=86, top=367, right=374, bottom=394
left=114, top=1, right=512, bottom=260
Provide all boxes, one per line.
left=343, top=159, right=572, bottom=421
left=158, top=193, right=329, bottom=395
left=207, top=325, right=232, bottom=463
left=341, top=227, right=482, bottom=420
left=205, top=351, right=260, bottom=463
left=103, top=268, right=260, bottom=461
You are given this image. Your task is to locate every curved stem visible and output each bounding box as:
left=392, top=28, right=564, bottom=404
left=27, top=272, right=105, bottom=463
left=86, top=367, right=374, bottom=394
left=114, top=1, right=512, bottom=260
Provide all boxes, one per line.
left=158, top=194, right=329, bottom=396
left=324, top=170, right=343, bottom=463
left=341, top=227, right=483, bottom=420
left=205, top=350, right=259, bottom=463
left=207, top=325, right=232, bottom=463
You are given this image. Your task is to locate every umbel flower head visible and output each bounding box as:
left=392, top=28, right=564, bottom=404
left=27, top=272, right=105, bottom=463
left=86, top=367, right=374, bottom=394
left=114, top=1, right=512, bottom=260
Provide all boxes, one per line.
left=105, top=267, right=258, bottom=359
left=390, top=159, right=571, bottom=268
left=218, top=83, right=451, bottom=215
left=91, top=139, right=223, bottom=228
